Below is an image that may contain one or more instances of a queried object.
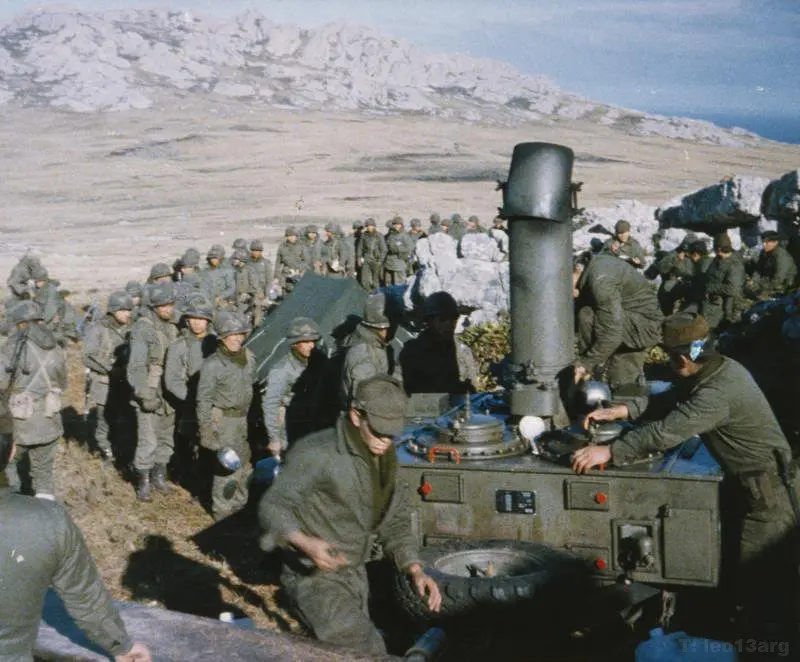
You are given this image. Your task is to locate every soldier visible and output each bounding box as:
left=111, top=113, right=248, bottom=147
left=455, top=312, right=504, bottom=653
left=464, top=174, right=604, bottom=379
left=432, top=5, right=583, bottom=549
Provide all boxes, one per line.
left=30, top=264, right=61, bottom=331
left=230, top=249, right=259, bottom=315
left=302, top=225, right=324, bottom=275
left=573, top=312, right=800, bottom=645
left=449, top=213, right=466, bottom=242
left=357, top=218, right=387, bottom=291
left=262, top=317, right=326, bottom=457
left=0, top=301, right=67, bottom=499
left=439, top=218, right=451, bottom=235
left=196, top=311, right=258, bottom=521
left=273, top=227, right=307, bottom=295
left=164, top=297, right=216, bottom=482
left=127, top=282, right=179, bottom=502
left=174, top=250, right=206, bottom=316
left=338, top=224, right=357, bottom=279
left=5, top=253, right=44, bottom=307
left=654, top=239, right=694, bottom=316
left=407, top=218, right=426, bottom=275
left=573, top=253, right=663, bottom=391
left=340, top=292, right=401, bottom=408
left=384, top=217, right=413, bottom=285
left=746, top=230, right=798, bottom=299
left=201, top=244, right=235, bottom=308
left=490, top=216, right=509, bottom=259
left=350, top=220, right=364, bottom=264
left=601, top=220, right=646, bottom=268
left=0, top=437, right=152, bottom=662
left=427, top=212, right=442, bottom=235
left=399, top=291, right=478, bottom=394
left=321, top=223, right=345, bottom=277
left=258, top=375, right=441, bottom=654
left=248, top=239, right=273, bottom=300
left=465, top=215, right=485, bottom=234
left=82, top=291, right=134, bottom=463
left=140, top=263, right=173, bottom=311
left=231, top=238, right=248, bottom=258
left=682, top=240, right=713, bottom=312
left=699, top=234, right=746, bottom=330
left=126, top=281, right=143, bottom=309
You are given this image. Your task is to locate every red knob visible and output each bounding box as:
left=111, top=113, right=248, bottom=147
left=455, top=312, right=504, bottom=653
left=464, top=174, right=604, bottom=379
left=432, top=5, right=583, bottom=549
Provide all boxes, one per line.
left=595, top=558, right=607, bottom=571
left=419, top=482, right=432, bottom=496
left=595, top=492, right=608, bottom=504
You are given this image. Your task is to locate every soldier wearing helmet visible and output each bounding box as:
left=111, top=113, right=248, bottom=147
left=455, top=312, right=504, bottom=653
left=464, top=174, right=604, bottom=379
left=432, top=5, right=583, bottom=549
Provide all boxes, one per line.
left=0, top=301, right=67, bottom=499
left=126, top=282, right=180, bottom=501
left=340, top=292, right=402, bottom=408
left=174, top=249, right=206, bottom=318
left=196, top=311, right=258, bottom=521
left=164, top=297, right=217, bottom=483
left=273, top=227, right=307, bottom=295
left=448, top=213, right=466, bottom=242
left=201, top=244, right=236, bottom=308
left=384, top=217, right=413, bottom=286
left=399, top=292, right=478, bottom=394
left=29, top=264, right=65, bottom=342
left=301, top=225, right=324, bottom=275
left=600, top=220, right=646, bottom=268
left=248, top=239, right=272, bottom=305
left=262, top=317, right=327, bottom=457
left=427, top=212, right=442, bottom=236
left=357, top=218, right=387, bottom=291
left=5, top=253, right=45, bottom=306
left=82, top=291, right=135, bottom=463
left=229, top=248, right=260, bottom=315
left=321, top=223, right=344, bottom=277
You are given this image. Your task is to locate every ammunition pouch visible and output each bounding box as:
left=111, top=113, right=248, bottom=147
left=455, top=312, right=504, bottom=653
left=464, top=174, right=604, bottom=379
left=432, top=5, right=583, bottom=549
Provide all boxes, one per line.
left=8, top=392, right=34, bottom=420
left=736, top=469, right=793, bottom=514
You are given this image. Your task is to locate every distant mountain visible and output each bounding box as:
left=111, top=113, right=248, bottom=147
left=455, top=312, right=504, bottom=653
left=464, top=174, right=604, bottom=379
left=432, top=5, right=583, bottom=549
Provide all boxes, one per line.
left=0, top=8, right=762, bottom=146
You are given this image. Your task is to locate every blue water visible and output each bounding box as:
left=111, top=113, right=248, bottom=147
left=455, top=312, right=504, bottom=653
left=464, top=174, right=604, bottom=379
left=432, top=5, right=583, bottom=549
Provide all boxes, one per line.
left=661, top=110, right=800, bottom=145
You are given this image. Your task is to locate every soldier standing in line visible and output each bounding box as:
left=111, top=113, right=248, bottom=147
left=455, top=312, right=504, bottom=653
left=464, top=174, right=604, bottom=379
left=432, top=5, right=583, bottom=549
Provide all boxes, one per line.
left=338, top=224, right=357, bottom=279
left=164, top=297, right=216, bottom=484
left=350, top=220, right=364, bottom=265
left=600, top=220, right=647, bottom=268
left=82, top=291, right=134, bottom=463
left=746, top=230, right=798, bottom=299
left=126, top=282, right=179, bottom=502
left=699, top=234, right=746, bottom=330
left=399, top=292, right=478, bottom=395
left=196, top=311, right=258, bottom=521
left=174, top=250, right=206, bottom=317
left=321, top=223, right=345, bottom=277
left=465, top=215, right=486, bottom=234
left=384, top=217, right=413, bottom=286
left=449, top=213, right=466, bottom=242
left=30, top=265, right=62, bottom=334
left=231, top=238, right=249, bottom=261
left=248, top=240, right=273, bottom=300
left=262, top=317, right=326, bottom=458
left=5, top=253, right=45, bottom=308
left=407, top=219, right=427, bottom=275
left=273, top=227, right=307, bottom=295
left=427, top=212, right=442, bottom=235
left=230, top=249, right=259, bottom=316
left=302, top=225, right=324, bottom=275
left=357, top=218, right=387, bottom=291
left=340, top=292, right=401, bottom=408
left=201, top=244, right=236, bottom=310
left=126, top=281, right=143, bottom=314
left=1, top=301, right=67, bottom=499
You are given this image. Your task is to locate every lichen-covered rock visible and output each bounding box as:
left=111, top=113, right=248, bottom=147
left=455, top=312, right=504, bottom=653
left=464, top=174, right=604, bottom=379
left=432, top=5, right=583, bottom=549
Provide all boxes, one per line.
left=458, top=233, right=503, bottom=262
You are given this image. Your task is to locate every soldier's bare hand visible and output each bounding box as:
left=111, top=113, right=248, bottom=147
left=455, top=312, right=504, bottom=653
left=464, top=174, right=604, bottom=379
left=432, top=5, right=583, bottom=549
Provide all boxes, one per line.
left=115, top=643, right=152, bottom=662
left=408, top=564, right=442, bottom=612
left=581, top=404, right=629, bottom=430
left=572, top=445, right=612, bottom=474
left=573, top=364, right=589, bottom=384
left=302, top=537, right=349, bottom=572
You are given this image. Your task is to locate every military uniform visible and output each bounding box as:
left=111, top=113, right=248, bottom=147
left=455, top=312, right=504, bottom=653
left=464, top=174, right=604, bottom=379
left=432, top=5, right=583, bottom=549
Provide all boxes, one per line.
left=248, top=240, right=273, bottom=301
left=258, top=409, right=422, bottom=654
left=575, top=254, right=663, bottom=389
left=384, top=227, right=413, bottom=285
left=748, top=244, right=797, bottom=298
left=655, top=249, right=694, bottom=315
left=0, top=475, right=133, bottom=661
left=399, top=328, right=477, bottom=394
left=302, top=228, right=324, bottom=275
left=273, top=233, right=307, bottom=293
left=0, top=312, right=67, bottom=497
left=700, top=253, right=746, bottom=329
left=357, top=227, right=387, bottom=291
left=612, top=354, right=799, bottom=635
left=449, top=218, right=466, bottom=242
left=5, top=254, right=43, bottom=305
left=196, top=313, right=257, bottom=519
left=338, top=226, right=357, bottom=278
left=321, top=227, right=345, bottom=277
left=82, top=294, right=132, bottom=459
left=127, top=285, right=179, bottom=497
left=601, top=236, right=647, bottom=266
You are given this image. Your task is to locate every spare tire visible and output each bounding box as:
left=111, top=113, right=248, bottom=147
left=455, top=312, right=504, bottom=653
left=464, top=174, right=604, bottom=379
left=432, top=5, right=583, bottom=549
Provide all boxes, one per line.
left=395, top=539, right=590, bottom=625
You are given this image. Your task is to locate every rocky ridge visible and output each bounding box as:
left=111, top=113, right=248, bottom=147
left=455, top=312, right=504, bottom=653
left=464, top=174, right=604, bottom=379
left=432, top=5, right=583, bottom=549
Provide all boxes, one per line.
left=0, top=8, right=761, bottom=147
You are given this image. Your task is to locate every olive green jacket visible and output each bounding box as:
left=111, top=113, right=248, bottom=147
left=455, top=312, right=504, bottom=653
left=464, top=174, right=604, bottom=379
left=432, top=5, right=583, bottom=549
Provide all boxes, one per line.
left=612, top=356, right=791, bottom=476
left=127, top=308, right=178, bottom=414
left=700, top=253, right=746, bottom=326
left=0, top=480, right=131, bottom=661
left=258, top=415, right=421, bottom=571
left=601, top=236, right=647, bottom=265
left=273, top=241, right=307, bottom=280
left=262, top=351, right=306, bottom=450
left=164, top=330, right=217, bottom=409
left=751, top=245, right=798, bottom=296
left=341, top=324, right=400, bottom=407
left=82, top=315, right=130, bottom=406
left=384, top=230, right=413, bottom=272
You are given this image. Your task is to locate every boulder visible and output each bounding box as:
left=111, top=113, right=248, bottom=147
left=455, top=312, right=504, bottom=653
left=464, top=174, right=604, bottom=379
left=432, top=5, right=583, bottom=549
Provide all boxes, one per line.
left=656, top=175, right=771, bottom=230
left=458, top=233, right=503, bottom=262
left=762, top=170, right=800, bottom=224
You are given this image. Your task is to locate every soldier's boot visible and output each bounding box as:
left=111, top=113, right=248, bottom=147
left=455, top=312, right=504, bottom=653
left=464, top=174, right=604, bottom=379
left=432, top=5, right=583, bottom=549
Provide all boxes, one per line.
left=136, top=471, right=151, bottom=502
left=150, top=463, right=171, bottom=493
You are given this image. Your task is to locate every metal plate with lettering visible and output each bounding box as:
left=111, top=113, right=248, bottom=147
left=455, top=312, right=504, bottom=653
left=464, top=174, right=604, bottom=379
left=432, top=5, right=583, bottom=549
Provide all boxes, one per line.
left=495, top=490, right=536, bottom=514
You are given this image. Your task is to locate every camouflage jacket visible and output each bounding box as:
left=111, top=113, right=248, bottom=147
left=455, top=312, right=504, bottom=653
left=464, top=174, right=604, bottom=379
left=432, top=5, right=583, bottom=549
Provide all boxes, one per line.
left=126, top=308, right=178, bottom=414
left=164, top=329, right=217, bottom=408
left=576, top=254, right=663, bottom=371
left=613, top=356, right=791, bottom=476
left=357, top=231, right=387, bottom=264
left=384, top=230, right=414, bottom=272
left=273, top=241, right=307, bottom=279
left=258, top=415, right=421, bottom=572
left=0, top=324, right=67, bottom=446
left=196, top=346, right=257, bottom=447
left=82, top=315, right=130, bottom=405
left=0, top=479, right=132, bottom=661
left=399, top=328, right=478, bottom=395
left=340, top=324, right=400, bottom=407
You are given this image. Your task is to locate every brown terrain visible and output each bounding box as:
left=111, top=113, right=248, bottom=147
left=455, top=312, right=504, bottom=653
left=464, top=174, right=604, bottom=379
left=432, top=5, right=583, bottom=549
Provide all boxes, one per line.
left=3, top=103, right=799, bottom=659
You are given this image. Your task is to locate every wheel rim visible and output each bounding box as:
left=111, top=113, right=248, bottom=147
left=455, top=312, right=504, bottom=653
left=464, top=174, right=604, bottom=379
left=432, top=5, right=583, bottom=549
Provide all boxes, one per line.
left=432, top=549, right=542, bottom=579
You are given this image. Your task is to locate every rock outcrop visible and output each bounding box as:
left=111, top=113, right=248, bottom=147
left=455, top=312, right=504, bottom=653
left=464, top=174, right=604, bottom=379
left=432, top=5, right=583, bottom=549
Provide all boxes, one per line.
left=0, top=8, right=764, bottom=146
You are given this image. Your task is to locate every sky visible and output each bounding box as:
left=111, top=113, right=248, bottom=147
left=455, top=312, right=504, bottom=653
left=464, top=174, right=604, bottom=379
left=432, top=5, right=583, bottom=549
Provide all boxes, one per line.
left=2, top=0, right=799, bottom=142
